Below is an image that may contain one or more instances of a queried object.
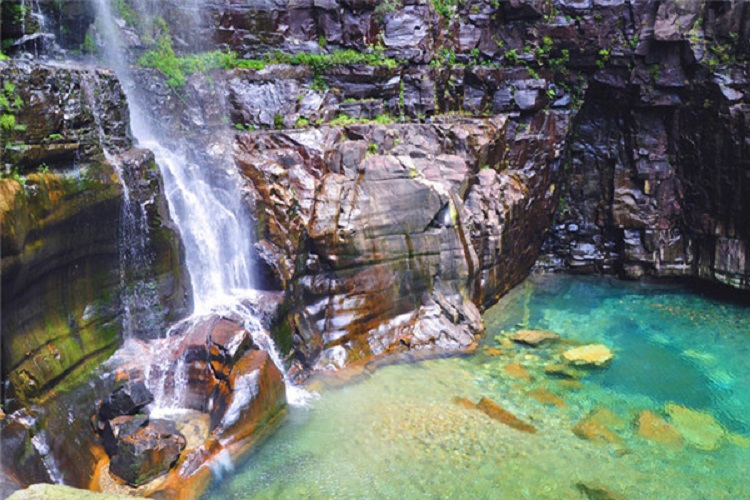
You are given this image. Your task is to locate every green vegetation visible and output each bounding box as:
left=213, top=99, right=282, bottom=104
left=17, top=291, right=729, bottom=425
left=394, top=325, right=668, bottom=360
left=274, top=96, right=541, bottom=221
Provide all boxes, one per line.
left=595, top=48, right=611, bottom=69
left=431, top=0, right=458, bottom=19
left=374, top=0, right=402, bottom=16
left=295, top=117, right=311, bottom=128
left=138, top=30, right=398, bottom=91
left=114, top=0, right=139, bottom=27
left=82, top=30, right=98, bottom=55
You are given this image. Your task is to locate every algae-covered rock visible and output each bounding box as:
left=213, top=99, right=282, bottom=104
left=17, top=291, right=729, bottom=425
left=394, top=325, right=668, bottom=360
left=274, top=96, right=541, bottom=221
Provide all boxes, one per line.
left=665, top=404, right=725, bottom=450
left=563, top=345, right=614, bottom=367
left=7, top=484, right=132, bottom=500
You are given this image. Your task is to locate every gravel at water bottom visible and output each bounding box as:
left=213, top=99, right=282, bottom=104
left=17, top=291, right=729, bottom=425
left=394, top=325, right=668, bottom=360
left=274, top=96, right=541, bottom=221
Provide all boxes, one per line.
left=205, top=275, right=750, bottom=499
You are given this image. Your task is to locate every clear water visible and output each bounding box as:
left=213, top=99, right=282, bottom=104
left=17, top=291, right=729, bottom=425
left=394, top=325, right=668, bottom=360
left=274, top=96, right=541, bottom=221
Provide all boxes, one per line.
left=204, top=275, right=750, bottom=499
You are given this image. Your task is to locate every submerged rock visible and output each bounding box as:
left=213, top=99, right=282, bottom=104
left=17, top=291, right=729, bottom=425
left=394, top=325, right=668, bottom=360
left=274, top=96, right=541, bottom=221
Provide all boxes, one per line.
left=636, top=410, right=683, bottom=448
left=665, top=404, right=725, bottom=451
left=511, top=330, right=560, bottom=347
left=572, top=409, right=624, bottom=445
left=108, top=419, right=186, bottom=487
left=504, top=363, right=531, bottom=381
left=527, top=388, right=565, bottom=408
left=563, top=345, right=614, bottom=367
left=451, top=396, right=477, bottom=410
left=476, top=397, right=536, bottom=434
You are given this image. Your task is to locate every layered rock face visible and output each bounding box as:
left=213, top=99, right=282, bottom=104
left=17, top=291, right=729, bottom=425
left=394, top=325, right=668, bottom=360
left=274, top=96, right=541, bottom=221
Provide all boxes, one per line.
left=236, top=113, right=567, bottom=371
left=1, top=61, right=190, bottom=410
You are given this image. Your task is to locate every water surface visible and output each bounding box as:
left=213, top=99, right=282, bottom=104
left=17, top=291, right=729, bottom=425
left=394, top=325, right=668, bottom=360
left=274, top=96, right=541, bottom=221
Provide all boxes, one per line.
left=206, top=275, right=750, bottom=499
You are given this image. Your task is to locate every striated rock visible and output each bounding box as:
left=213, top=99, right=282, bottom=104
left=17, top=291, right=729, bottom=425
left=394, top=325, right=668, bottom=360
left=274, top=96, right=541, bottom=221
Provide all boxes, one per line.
left=1, top=61, right=189, bottom=409
left=511, top=329, right=560, bottom=346
left=476, top=397, right=536, bottom=434
left=665, top=404, right=725, bottom=451
left=636, top=410, right=683, bottom=448
left=108, top=420, right=186, bottom=487
left=563, top=344, right=614, bottom=367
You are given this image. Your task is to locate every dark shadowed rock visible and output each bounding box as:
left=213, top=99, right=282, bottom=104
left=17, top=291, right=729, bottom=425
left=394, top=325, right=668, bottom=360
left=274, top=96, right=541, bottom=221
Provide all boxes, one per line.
left=98, top=382, right=154, bottom=421
left=108, top=420, right=186, bottom=487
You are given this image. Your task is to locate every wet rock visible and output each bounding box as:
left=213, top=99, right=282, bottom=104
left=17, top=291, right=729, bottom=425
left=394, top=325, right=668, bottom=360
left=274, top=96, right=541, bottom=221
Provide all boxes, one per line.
left=100, top=415, right=149, bottom=457
left=636, top=410, right=683, bottom=448
left=504, top=363, right=531, bottom=381
left=108, top=419, right=186, bottom=487
left=665, top=404, right=725, bottom=451
left=511, top=329, right=560, bottom=346
left=98, top=382, right=154, bottom=421
left=562, top=344, right=614, bottom=367
left=476, top=397, right=536, bottom=434
left=211, top=349, right=287, bottom=442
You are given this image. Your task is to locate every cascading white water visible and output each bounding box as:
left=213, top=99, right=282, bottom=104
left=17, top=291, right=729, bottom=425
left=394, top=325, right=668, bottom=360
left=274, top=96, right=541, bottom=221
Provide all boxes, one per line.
left=91, top=0, right=310, bottom=407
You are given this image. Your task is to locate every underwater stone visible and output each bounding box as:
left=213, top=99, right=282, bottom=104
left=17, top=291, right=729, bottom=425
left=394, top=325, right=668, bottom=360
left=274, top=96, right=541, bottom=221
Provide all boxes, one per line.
left=476, top=397, right=536, bottom=434
left=563, top=344, right=614, bottom=367
left=511, top=329, right=560, bottom=346
left=665, top=404, right=725, bottom=451
left=635, top=411, right=683, bottom=448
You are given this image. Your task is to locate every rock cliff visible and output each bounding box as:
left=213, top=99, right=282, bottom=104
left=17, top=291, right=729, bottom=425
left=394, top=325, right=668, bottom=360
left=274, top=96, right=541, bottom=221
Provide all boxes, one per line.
left=1, top=61, right=190, bottom=410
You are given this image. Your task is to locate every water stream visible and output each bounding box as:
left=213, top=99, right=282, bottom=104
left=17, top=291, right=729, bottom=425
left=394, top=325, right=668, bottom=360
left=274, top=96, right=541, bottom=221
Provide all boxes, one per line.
left=89, top=0, right=299, bottom=408
left=205, top=275, right=750, bottom=499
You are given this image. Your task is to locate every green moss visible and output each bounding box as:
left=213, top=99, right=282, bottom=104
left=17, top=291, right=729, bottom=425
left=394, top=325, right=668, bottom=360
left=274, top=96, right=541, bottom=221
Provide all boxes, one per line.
left=1, top=113, right=16, bottom=130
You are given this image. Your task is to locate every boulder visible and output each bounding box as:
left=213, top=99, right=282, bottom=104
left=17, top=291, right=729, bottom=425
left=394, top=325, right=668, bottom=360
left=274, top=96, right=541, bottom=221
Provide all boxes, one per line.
left=108, top=419, right=186, bottom=487
left=504, top=363, right=531, bottom=381
left=98, top=382, right=154, bottom=421
left=100, top=415, right=149, bottom=457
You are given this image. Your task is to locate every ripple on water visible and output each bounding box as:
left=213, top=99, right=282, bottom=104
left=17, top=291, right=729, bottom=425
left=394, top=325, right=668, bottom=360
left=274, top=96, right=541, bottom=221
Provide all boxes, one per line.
left=204, top=275, right=750, bottom=499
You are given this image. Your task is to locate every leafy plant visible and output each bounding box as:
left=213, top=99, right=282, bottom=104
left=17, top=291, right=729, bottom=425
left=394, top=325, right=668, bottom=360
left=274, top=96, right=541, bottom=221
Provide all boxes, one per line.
left=0, top=114, right=16, bottom=130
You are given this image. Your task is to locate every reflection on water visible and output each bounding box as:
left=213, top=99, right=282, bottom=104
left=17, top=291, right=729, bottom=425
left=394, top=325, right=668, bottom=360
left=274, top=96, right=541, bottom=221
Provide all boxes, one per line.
left=205, top=275, right=750, bottom=499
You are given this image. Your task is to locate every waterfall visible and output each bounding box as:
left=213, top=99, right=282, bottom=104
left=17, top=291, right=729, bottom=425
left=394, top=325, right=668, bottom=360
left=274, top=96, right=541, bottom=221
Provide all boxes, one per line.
left=90, top=0, right=309, bottom=407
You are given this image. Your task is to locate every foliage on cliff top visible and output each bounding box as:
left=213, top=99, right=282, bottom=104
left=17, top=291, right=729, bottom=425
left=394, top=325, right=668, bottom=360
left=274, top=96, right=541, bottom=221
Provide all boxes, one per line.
left=137, top=27, right=398, bottom=91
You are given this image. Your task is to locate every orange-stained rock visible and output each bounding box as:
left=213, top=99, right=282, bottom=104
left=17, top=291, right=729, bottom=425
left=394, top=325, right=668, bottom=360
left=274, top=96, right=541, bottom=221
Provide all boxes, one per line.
left=504, top=363, right=532, bottom=381
left=211, top=350, right=287, bottom=444
left=477, top=397, right=536, bottom=434
left=527, top=387, right=565, bottom=408
left=636, top=410, right=683, bottom=448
